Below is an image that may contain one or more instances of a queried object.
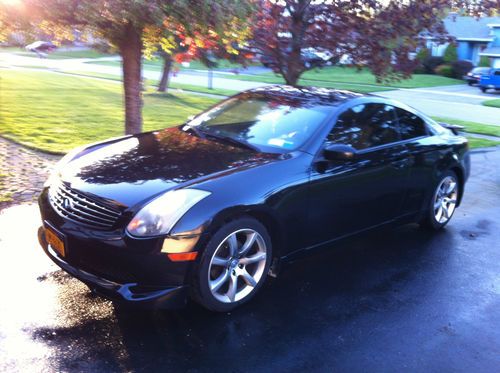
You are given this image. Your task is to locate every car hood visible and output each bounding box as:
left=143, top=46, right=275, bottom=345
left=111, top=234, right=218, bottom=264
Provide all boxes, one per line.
left=58, top=127, right=280, bottom=207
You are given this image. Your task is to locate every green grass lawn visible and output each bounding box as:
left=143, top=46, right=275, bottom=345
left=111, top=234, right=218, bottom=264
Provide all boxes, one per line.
left=0, top=68, right=496, bottom=155
left=88, top=58, right=253, bottom=71
left=0, top=69, right=218, bottom=153
left=0, top=47, right=111, bottom=60
left=57, top=70, right=238, bottom=96
left=220, top=66, right=463, bottom=91
left=466, top=137, right=500, bottom=149
left=432, top=117, right=500, bottom=137
left=482, top=99, right=500, bottom=108
left=88, top=62, right=462, bottom=92
left=431, top=117, right=500, bottom=149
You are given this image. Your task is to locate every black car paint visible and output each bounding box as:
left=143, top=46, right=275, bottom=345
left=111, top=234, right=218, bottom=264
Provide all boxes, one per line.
left=38, top=88, right=469, bottom=308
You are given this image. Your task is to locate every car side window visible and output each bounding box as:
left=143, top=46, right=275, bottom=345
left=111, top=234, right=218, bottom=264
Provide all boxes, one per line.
left=328, top=103, right=399, bottom=150
left=495, top=70, right=500, bottom=76
left=396, top=108, right=428, bottom=140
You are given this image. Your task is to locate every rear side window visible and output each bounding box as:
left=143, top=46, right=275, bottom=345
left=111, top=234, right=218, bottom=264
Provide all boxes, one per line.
left=495, top=70, right=500, bottom=76
left=396, top=108, right=428, bottom=140
left=328, top=103, right=399, bottom=150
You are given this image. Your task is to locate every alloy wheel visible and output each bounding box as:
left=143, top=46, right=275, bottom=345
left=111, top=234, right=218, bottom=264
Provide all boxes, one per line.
left=208, top=229, right=267, bottom=303
left=433, top=175, right=458, bottom=224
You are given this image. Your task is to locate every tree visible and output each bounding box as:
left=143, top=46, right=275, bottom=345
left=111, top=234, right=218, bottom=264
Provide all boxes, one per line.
left=144, top=14, right=253, bottom=93
left=20, top=0, right=252, bottom=134
left=478, top=55, right=491, bottom=67
left=443, top=43, right=458, bottom=63
left=144, top=21, right=195, bottom=93
left=251, top=0, right=498, bottom=86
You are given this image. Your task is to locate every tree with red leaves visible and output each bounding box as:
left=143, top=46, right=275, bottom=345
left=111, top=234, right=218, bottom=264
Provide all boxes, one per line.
left=252, top=0, right=499, bottom=86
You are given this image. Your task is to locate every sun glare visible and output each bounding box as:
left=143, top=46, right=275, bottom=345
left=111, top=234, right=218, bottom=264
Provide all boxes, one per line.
left=0, top=0, right=22, bottom=5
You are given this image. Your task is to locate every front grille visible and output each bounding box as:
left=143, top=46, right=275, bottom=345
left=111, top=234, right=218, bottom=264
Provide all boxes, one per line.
left=49, top=182, right=122, bottom=229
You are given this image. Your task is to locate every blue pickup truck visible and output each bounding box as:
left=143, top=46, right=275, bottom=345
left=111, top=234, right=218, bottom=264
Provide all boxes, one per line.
left=478, top=68, right=500, bottom=93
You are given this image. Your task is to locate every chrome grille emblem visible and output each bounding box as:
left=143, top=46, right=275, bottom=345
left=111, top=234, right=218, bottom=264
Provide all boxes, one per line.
left=49, top=182, right=122, bottom=229
left=62, top=197, right=74, bottom=210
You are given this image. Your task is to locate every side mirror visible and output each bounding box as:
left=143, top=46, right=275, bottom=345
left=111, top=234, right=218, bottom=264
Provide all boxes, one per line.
left=323, top=144, right=357, bottom=161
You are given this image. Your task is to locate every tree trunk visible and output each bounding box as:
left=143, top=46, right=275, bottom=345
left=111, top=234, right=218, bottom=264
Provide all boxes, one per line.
left=158, top=54, right=172, bottom=92
left=283, top=69, right=301, bottom=86
left=119, top=22, right=143, bottom=135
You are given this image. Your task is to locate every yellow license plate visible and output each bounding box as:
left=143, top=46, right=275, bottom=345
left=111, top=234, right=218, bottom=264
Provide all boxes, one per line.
left=45, top=227, right=65, bottom=257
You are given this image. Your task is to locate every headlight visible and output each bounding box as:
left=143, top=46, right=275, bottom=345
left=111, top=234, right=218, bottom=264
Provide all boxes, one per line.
left=126, top=189, right=211, bottom=237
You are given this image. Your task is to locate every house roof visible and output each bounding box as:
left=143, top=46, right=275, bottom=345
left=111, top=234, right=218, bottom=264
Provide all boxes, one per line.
left=480, top=46, right=500, bottom=57
left=444, top=16, right=500, bottom=41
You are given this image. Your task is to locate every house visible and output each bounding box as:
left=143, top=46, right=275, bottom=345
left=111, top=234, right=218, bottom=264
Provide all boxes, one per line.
left=426, top=15, right=500, bottom=67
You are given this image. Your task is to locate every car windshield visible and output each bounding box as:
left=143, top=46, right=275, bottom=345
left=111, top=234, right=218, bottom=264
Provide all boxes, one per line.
left=472, top=67, right=490, bottom=74
left=184, top=94, right=333, bottom=153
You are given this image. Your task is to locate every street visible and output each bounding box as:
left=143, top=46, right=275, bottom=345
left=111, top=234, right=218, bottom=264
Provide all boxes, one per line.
left=0, top=148, right=499, bottom=372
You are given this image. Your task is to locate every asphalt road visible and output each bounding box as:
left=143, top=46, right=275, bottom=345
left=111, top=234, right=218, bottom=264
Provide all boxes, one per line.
left=0, top=148, right=499, bottom=372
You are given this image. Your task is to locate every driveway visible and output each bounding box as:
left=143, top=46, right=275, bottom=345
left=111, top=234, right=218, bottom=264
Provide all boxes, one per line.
left=0, top=147, right=499, bottom=372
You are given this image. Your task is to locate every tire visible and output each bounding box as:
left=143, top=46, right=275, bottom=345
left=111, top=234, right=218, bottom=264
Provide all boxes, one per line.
left=481, top=87, right=487, bottom=93
left=420, top=170, right=460, bottom=230
left=467, top=81, right=473, bottom=86
left=191, top=217, right=272, bottom=312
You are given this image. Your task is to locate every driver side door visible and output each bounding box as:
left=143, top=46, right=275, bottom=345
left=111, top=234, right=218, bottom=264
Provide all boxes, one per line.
left=306, top=103, right=411, bottom=247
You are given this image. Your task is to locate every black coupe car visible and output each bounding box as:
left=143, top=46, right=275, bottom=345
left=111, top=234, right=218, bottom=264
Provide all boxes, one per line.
left=38, top=86, right=470, bottom=312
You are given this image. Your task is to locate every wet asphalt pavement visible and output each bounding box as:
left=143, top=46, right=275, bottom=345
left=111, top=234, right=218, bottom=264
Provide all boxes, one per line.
left=1, top=148, right=499, bottom=372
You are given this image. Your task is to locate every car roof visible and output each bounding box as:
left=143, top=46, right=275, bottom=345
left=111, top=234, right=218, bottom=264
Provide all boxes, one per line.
left=243, top=85, right=366, bottom=107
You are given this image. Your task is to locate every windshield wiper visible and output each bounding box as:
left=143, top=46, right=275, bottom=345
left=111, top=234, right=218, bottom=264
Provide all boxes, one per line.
left=203, top=132, right=259, bottom=152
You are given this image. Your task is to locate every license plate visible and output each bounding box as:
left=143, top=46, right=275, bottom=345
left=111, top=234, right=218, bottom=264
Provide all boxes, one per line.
left=45, top=226, right=66, bottom=258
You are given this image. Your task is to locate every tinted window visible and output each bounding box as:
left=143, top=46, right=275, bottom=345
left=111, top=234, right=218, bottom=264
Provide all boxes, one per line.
left=328, top=104, right=399, bottom=150
left=494, top=70, right=500, bottom=76
left=396, top=108, right=428, bottom=140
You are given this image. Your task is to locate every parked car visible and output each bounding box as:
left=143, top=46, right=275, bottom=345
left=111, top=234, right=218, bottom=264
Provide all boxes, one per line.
left=463, top=67, right=491, bottom=85
left=25, top=41, right=56, bottom=58
left=38, top=86, right=470, bottom=312
left=261, top=48, right=335, bottom=69
left=478, top=68, right=500, bottom=93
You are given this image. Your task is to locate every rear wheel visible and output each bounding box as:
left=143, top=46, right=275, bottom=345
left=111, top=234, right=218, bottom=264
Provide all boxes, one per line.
left=191, top=217, right=272, bottom=312
left=421, top=170, right=459, bottom=230
left=481, top=87, right=487, bottom=93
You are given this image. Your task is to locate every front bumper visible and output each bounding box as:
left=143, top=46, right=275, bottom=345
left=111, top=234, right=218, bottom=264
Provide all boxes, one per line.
left=37, top=187, right=205, bottom=309
left=463, top=76, right=480, bottom=84
left=38, top=226, right=189, bottom=308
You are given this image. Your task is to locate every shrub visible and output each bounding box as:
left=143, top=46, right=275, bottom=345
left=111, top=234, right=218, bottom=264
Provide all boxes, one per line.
left=452, top=60, right=474, bottom=78
left=478, top=55, right=490, bottom=67
left=416, top=48, right=431, bottom=62
left=443, top=43, right=458, bottom=63
left=434, top=64, right=454, bottom=78
left=422, top=56, right=444, bottom=74
left=413, top=48, right=431, bottom=74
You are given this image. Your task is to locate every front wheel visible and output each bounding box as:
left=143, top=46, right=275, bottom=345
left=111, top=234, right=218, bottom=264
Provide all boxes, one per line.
left=421, top=170, right=460, bottom=230
left=191, top=217, right=272, bottom=312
